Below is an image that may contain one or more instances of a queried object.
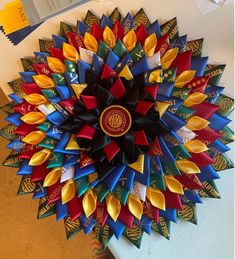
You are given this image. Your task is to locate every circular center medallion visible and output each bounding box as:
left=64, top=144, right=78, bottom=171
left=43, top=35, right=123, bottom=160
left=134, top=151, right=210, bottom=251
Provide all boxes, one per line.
left=100, top=105, right=132, bottom=137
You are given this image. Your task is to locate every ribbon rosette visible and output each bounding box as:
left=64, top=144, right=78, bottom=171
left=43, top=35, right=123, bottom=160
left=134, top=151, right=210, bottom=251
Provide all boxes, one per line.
left=0, top=8, right=234, bottom=249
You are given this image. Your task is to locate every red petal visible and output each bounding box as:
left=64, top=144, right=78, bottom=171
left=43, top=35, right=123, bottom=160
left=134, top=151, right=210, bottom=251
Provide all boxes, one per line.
left=33, top=63, right=52, bottom=76
left=60, top=97, right=77, bottom=115
left=189, top=152, right=214, bottom=168
left=145, top=84, right=158, bottom=100
left=155, top=34, right=170, bottom=56
left=186, top=76, right=209, bottom=94
left=196, top=127, right=221, bottom=144
left=68, top=195, right=83, bottom=221
left=50, top=47, right=65, bottom=62
left=22, top=83, right=41, bottom=94
left=94, top=202, right=108, bottom=227
left=47, top=180, right=63, bottom=204
left=109, top=77, right=126, bottom=100
left=103, top=140, right=121, bottom=161
left=101, top=64, right=117, bottom=79
left=118, top=204, right=134, bottom=228
left=19, top=144, right=42, bottom=159
left=31, top=162, right=50, bottom=182
left=135, top=100, right=154, bottom=115
left=143, top=200, right=159, bottom=223
left=175, top=174, right=203, bottom=190
left=170, top=50, right=192, bottom=75
left=81, top=95, right=97, bottom=110
left=80, top=151, right=95, bottom=168
left=148, top=138, right=163, bottom=156
left=112, top=21, right=125, bottom=40
left=163, top=189, right=183, bottom=210
left=77, top=125, right=96, bottom=140
left=192, top=102, right=219, bottom=120
left=136, top=23, right=149, bottom=46
left=14, top=101, right=37, bottom=115
left=91, top=23, right=104, bottom=42
left=134, top=130, right=149, bottom=146
left=67, top=32, right=85, bottom=50
left=14, top=123, right=38, bottom=136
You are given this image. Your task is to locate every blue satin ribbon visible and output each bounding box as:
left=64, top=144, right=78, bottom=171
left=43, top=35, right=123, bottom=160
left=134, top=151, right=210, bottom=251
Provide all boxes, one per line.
left=56, top=85, right=71, bottom=100
left=107, top=217, right=125, bottom=239
left=5, top=113, right=22, bottom=126
left=7, top=140, right=24, bottom=151
left=159, top=208, right=177, bottom=223
left=64, top=154, right=79, bottom=167
left=33, top=183, right=47, bottom=199
left=54, top=132, right=79, bottom=154
left=49, top=97, right=62, bottom=103
left=150, top=156, right=163, bottom=175
left=204, top=85, right=224, bottom=103
left=147, top=20, right=161, bottom=38
left=157, top=94, right=183, bottom=110
left=34, top=52, right=49, bottom=64
left=103, top=165, right=126, bottom=191
left=77, top=60, right=91, bottom=83
left=17, top=159, right=33, bottom=175
left=122, top=13, right=134, bottom=31
left=19, top=71, right=36, bottom=83
left=77, top=21, right=87, bottom=36
left=134, top=215, right=152, bottom=234
left=171, top=35, right=187, bottom=52
left=8, top=94, right=23, bottom=104
left=106, top=50, right=120, bottom=69
left=119, top=167, right=135, bottom=191
left=197, top=165, right=220, bottom=182
left=47, top=110, right=68, bottom=126
left=130, top=56, right=149, bottom=77
left=80, top=215, right=96, bottom=234
left=161, top=111, right=186, bottom=131
left=74, top=164, right=96, bottom=180
left=56, top=200, right=68, bottom=221
left=65, top=72, right=79, bottom=85
left=184, top=190, right=202, bottom=204
left=46, top=126, right=63, bottom=140
left=208, top=113, right=231, bottom=131
left=159, top=138, right=175, bottom=161
left=208, top=139, right=230, bottom=153
left=52, top=34, right=67, bottom=48
left=190, top=56, right=208, bottom=77
left=100, top=15, right=113, bottom=28
left=157, top=83, right=174, bottom=97
left=116, top=52, right=133, bottom=73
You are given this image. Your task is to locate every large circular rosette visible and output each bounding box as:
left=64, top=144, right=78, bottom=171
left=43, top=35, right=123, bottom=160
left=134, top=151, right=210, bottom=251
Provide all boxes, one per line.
left=1, top=8, right=234, bottom=249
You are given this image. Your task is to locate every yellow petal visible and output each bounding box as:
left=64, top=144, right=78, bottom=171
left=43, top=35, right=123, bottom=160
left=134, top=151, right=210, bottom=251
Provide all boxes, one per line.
left=71, top=84, right=87, bottom=99
left=82, top=189, right=97, bottom=217
left=66, top=134, right=82, bottom=150
left=24, top=93, right=48, bottom=105
left=127, top=193, right=143, bottom=220
left=29, top=149, right=52, bottom=166
left=148, top=69, right=163, bottom=83
left=63, top=42, right=79, bottom=63
left=128, top=154, right=144, bottom=174
left=21, top=112, right=46, bottom=124
left=47, top=57, right=66, bottom=73
left=118, top=65, right=134, bottom=80
left=186, top=116, right=210, bottom=131
left=61, top=179, right=76, bottom=204
left=43, top=167, right=61, bottom=187
left=143, top=33, right=157, bottom=58
left=184, top=139, right=208, bottom=153
left=155, top=102, right=170, bottom=118
left=84, top=32, right=98, bottom=53
left=22, top=131, right=46, bottom=145
left=146, top=187, right=165, bottom=210
left=106, top=194, right=121, bottom=221
left=176, top=159, right=200, bottom=174
left=184, top=92, right=207, bottom=107
left=160, top=48, right=178, bottom=70
left=175, top=70, right=196, bottom=88
left=123, top=29, right=137, bottom=52
left=164, top=175, right=184, bottom=194
left=103, top=26, right=116, bottom=49
left=33, top=75, right=55, bottom=88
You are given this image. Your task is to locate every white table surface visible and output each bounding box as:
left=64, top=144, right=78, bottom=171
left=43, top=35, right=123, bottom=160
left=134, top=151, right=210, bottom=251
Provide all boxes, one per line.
left=0, top=1, right=234, bottom=259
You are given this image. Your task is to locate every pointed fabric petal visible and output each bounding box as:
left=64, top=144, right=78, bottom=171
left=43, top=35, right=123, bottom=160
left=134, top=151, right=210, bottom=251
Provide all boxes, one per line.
left=33, top=75, right=55, bottom=88
left=47, top=57, right=66, bottom=73
left=43, top=167, right=61, bottom=187
left=146, top=187, right=165, bottom=210
left=82, top=189, right=97, bottom=217
left=184, top=139, right=208, bottom=153
left=62, top=179, right=76, bottom=204
left=24, top=93, right=48, bottom=105
left=186, top=116, right=210, bottom=131
left=161, top=48, right=178, bottom=70
left=22, top=131, right=46, bottom=145
left=123, top=29, right=137, bottom=52
left=176, top=159, right=201, bottom=174
left=29, top=149, right=52, bottom=166
left=84, top=32, right=98, bottom=52
left=103, top=26, right=116, bottom=49
left=164, top=175, right=184, bottom=194
left=127, top=193, right=143, bottom=220
left=21, top=112, right=46, bottom=124
left=175, top=70, right=196, bottom=88
left=143, top=33, right=157, bottom=58
left=184, top=92, right=207, bottom=107
left=128, top=154, right=144, bottom=173
left=106, top=194, right=121, bottom=221
left=63, top=42, right=79, bottom=63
